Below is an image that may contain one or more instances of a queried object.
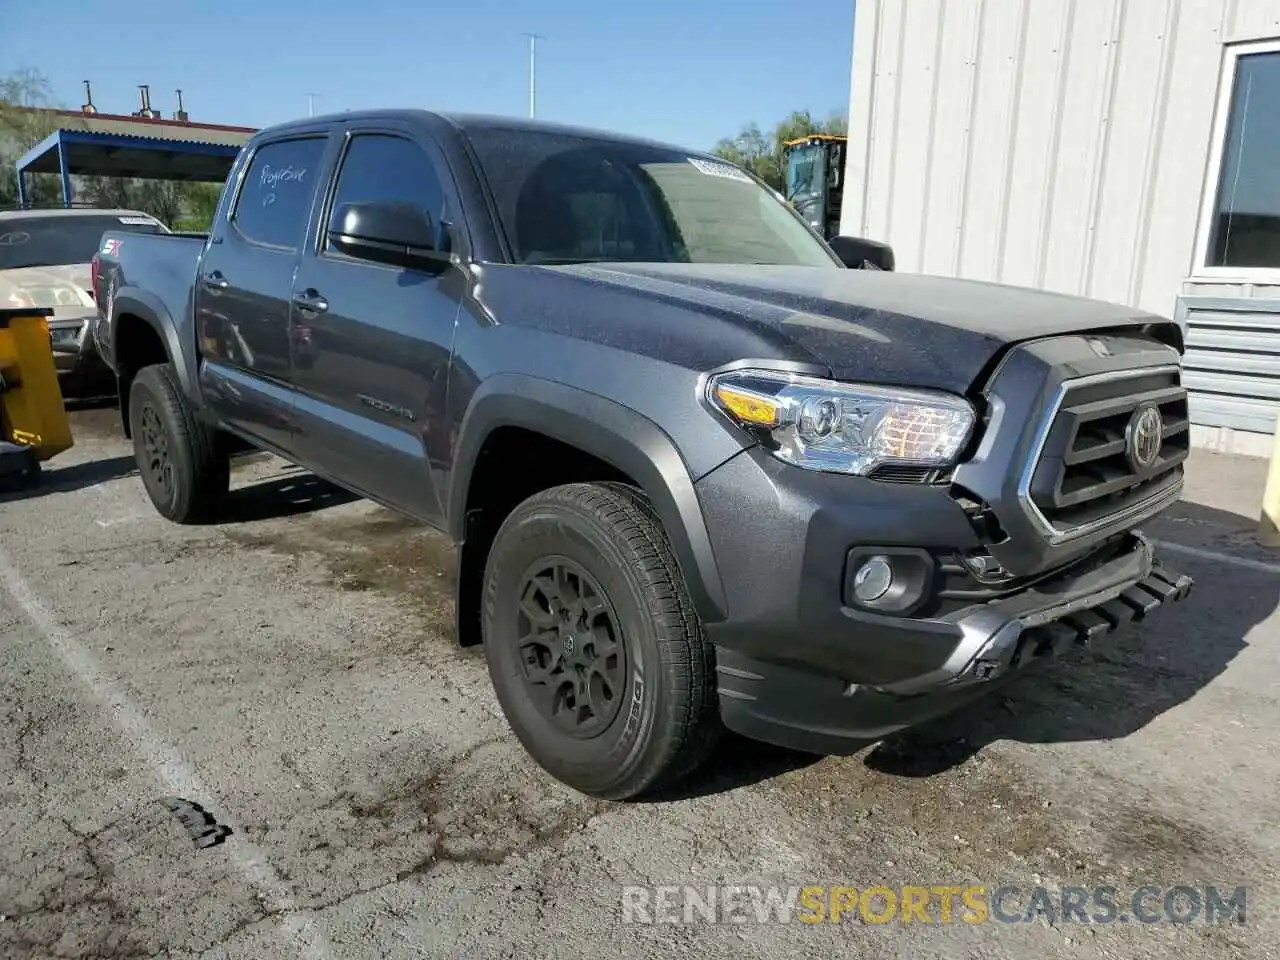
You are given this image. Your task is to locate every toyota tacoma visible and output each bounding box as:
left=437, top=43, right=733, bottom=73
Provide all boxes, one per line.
left=92, top=110, right=1193, bottom=800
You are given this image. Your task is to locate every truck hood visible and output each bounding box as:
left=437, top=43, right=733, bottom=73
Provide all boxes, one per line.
left=0, top=263, right=95, bottom=311
left=550, top=263, right=1171, bottom=393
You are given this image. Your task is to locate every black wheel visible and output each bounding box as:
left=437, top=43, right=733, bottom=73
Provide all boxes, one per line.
left=128, top=363, right=229, bottom=523
left=482, top=481, right=721, bottom=800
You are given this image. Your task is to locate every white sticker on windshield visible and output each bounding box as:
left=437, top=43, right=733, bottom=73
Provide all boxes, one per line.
left=688, top=157, right=753, bottom=183
left=118, top=216, right=157, bottom=225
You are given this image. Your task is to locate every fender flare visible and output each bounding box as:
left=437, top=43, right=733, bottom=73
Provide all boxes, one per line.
left=111, top=286, right=199, bottom=403
left=449, top=374, right=728, bottom=623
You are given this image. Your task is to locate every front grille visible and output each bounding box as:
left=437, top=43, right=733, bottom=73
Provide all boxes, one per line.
left=1026, top=366, right=1188, bottom=537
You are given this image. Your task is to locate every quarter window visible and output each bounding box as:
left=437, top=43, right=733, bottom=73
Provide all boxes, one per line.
left=232, top=137, right=327, bottom=250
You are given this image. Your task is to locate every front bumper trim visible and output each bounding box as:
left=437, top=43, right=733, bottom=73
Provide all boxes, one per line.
left=712, top=534, right=1193, bottom=755
left=877, top=534, right=1191, bottom=696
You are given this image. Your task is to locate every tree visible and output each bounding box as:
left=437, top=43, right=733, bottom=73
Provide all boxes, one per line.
left=0, top=68, right=78, bottom=205
left=711, top=109, right=849, bottom=192
left=176, top=183, right=223, bottom=232
left=711, top=122, right=776, bottom=186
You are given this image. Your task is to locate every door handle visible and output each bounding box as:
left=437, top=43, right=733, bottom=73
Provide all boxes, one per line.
left=292, top=289, right=329, bottom=314
left=201, top=271, right=228, bottom=290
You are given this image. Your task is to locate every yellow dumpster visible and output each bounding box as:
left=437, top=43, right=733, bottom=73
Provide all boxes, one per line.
left=0, top=308, right=74, bottom=461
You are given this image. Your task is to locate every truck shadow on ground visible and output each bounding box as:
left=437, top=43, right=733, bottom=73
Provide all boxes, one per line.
left=662, top=499, right=1272, bottom=798
left=208, top=469, right=360, bottom=524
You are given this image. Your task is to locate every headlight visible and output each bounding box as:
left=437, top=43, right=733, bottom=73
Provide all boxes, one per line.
left=707, top=368, right=976, bottom=476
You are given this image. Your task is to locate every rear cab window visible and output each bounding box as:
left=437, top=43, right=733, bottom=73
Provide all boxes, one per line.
left=0, top=213, right=167, bottom=270
left=231, top=137, right=329, bottom=250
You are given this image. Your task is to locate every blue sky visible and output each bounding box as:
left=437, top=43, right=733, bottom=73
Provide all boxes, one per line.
left=0, top=0, right=854, bottom=150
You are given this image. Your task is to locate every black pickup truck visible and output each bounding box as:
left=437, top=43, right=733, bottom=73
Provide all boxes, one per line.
left=92, top=109, right=1193, bottom=800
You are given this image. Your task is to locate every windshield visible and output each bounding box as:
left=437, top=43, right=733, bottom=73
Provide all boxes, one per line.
left=463, top=128, right=839, bottom=267
left=786, top=143, right=826, bottom=202
left=0, top=214, right=166, bottom=270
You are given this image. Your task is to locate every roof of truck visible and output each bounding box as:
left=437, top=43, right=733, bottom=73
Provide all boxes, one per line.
left=261, top=108, right=716, bottom=158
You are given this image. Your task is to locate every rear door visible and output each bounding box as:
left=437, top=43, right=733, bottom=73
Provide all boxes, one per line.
left=288, top=121, right=464, bottom=525
left=195, top=131, right=334, bottom=453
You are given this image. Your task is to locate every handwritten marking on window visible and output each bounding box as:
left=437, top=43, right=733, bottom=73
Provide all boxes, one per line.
left=260, top=164, right=308, bottom=189
left=258, top=163, right=306, bottom=207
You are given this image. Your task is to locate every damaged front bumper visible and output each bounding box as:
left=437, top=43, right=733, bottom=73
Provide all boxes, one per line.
left=713, top=532, right=1193, bottom=755
left=876, top=532, right=1192, bottom=695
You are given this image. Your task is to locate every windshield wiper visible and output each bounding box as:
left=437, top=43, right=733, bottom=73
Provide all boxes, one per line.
left=525, top=256, right=656, bottom=266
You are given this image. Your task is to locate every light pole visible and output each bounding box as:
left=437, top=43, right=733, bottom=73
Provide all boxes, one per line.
left=306, top=93, right=319, bottom=117
left=521, top=33, right=544, bottom=118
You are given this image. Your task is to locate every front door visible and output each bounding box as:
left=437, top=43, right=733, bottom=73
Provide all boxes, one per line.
left=195, top=133, right=331, bottom=453
left=289, top=125, right=464, bottom=526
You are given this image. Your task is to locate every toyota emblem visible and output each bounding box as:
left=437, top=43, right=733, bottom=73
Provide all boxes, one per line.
left=1125, top=403, right=1164, bottom=474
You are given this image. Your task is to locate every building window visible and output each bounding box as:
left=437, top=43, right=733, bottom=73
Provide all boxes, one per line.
left=1203, top=42, right=1280, bottom=272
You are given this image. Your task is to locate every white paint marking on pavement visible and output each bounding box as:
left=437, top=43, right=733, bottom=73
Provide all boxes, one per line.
left=0, top=545, right=334, bottom=959
left=94, top=514, right=147, bottom=529
left=1154, top=539, right=1280, bottom=576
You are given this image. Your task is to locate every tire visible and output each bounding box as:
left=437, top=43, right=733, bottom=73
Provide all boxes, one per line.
left=128, top=363, right=229, bottom=523
left=481, top=481, right=722, bottom=801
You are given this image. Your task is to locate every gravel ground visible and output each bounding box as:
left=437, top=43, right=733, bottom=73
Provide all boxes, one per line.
left=0, top=403, right=1276, bottom=959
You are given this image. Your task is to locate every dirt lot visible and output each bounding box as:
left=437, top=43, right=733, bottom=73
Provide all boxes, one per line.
left=1, top=404, right=1276, bottom=959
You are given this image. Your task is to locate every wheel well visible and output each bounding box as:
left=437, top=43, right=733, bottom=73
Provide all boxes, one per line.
left=114, top=313, right=169, bottom=437
left=456, top=426, right=635, bottom=647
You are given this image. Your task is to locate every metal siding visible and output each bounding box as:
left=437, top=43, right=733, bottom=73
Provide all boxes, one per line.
left=843, top=0, right=1280, bottom=442
left=1087, top=0, right=1171, bottom=304
left=862, top=1, right=905, bottom=244
left=919, top=0, right=982, bottom=276
left=1134, top=1, right=1225, bottom=312
left=888, top=0, right=944, bottom=270
left=1038, top=0, right=1119, bottom=298
left=1180, top=286, right=1280, bottom=432
left=998, top=0, right=1070, bottom=288
left=842, top=0, right=879, bottom=239
left=1226, top=1, right=1280, bottom=41
left=957, top=2, right=1023, bottom=281
left=842, top=0, right=1274, bottom=316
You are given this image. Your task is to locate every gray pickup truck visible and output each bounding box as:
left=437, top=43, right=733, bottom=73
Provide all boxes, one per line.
left=92, top=109, right=1193, bottom=800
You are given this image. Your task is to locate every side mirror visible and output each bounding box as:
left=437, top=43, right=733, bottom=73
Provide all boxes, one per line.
left=829, top=235, right=895, bottom=271
left=327, top=201, right=450, bottom=271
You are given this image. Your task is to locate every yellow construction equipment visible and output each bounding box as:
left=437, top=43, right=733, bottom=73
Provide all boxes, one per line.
left=783, top=133, right=848, bottom=240
left=0, top=307, right=73, bottom=486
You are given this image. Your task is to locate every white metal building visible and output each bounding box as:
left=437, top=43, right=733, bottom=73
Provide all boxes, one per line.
left=841, top=0, right=1280, bottom=455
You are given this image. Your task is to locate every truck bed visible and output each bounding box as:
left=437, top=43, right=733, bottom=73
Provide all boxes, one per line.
left=94, top=232, right=207, bottom=376
left=97, top=232, right=205, bottom=318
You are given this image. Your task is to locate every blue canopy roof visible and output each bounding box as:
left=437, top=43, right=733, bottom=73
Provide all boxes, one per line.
left=15, top=128, right=243, bottom=205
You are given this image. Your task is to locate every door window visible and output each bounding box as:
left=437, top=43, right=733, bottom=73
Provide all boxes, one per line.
left=325, top=134, right=447, bottom=255
left=231, top=137, right=327, bottom=250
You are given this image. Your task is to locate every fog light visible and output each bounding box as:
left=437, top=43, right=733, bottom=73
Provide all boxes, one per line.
left=852, top=556, right=894, bottom=602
